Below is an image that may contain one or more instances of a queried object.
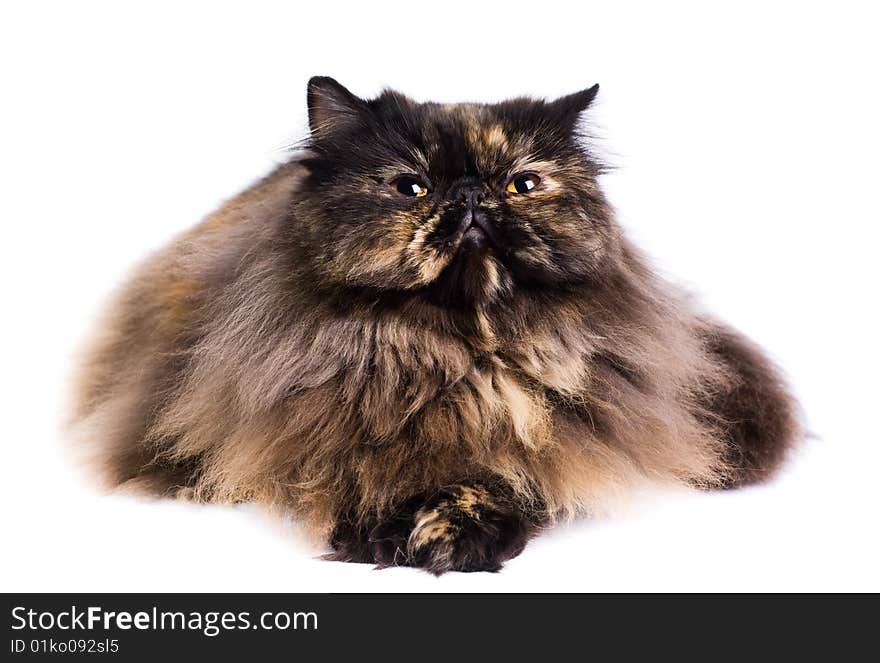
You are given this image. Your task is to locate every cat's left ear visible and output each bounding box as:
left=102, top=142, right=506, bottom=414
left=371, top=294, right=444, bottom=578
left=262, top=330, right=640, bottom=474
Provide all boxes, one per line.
left=548, top=84, right=600, bottom=130
left=307, top=76, right=369, bottom=137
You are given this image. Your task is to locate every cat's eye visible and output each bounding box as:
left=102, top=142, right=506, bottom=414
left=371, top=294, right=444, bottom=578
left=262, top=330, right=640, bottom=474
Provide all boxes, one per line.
left=506, top=173, right=541, bottom=195
left=390, top=175, right=429, bottom=198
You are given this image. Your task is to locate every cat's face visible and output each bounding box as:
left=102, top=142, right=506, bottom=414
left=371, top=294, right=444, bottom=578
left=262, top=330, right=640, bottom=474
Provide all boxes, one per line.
left=294, top=77, right=614, bottom=305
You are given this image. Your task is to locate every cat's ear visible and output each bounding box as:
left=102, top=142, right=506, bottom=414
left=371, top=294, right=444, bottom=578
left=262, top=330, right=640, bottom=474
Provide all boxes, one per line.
left=548, top=84, right=600, bottom=130
left=307, top=76, right=368, bottom=137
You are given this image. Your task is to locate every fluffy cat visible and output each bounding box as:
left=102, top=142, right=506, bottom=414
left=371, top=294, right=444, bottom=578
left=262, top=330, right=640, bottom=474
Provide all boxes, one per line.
left=71, top=77, right=800, bottom=574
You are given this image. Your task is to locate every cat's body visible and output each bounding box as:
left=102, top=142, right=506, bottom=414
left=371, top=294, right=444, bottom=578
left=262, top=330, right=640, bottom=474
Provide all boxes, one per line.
left=71, top=78, right=799, bottom=573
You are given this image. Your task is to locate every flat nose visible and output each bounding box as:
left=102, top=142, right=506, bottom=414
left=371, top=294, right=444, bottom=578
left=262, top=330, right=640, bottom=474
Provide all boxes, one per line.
left=452, top=183, right=485, bottom=209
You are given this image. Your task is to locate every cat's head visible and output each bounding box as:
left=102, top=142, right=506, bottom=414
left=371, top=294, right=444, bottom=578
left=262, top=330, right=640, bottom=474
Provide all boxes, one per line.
left=293, top=77, right=615, bottom=305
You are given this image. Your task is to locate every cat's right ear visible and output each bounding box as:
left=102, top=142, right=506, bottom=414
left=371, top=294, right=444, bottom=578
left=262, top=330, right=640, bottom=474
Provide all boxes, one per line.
left=307, top=76, right=368, bottom=138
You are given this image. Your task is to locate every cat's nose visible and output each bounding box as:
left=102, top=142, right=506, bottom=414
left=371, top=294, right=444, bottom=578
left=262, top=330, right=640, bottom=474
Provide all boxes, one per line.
left=452, top=184, right=485, bottom=209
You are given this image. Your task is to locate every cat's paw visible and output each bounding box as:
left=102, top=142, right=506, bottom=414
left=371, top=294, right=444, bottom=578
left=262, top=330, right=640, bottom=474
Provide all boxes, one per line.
left=326, top=484, right=536, bottom=573
left=367, top=510, right=414, bottom=568
left=326, top=505, right=416, bottom=567
left=405, top=485, right=532, bottom=575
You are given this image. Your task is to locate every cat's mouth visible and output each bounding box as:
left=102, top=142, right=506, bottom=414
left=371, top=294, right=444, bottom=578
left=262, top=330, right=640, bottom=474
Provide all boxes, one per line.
left=448, top=209, right=497, bottom=251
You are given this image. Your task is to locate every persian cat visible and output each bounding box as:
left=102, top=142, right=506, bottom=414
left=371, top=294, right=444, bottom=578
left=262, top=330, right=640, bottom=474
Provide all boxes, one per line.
left=71, top=77, right=800, bottom=573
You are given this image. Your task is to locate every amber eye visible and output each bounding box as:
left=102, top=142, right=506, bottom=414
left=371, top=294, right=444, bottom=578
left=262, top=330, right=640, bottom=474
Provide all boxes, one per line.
left=391, top=175, right=429, bottom=197
left=506, top=173, right=541, bottom=194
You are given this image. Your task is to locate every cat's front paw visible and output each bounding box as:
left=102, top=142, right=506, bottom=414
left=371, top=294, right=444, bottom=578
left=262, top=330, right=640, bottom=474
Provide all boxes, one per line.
left=405, top=485, right=533, bottom=575
left=327, top=483, right=537, bottom=574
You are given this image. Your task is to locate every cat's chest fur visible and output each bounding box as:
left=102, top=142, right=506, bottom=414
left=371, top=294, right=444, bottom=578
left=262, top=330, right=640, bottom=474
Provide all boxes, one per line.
left=352, top=310, right=589, bottom=451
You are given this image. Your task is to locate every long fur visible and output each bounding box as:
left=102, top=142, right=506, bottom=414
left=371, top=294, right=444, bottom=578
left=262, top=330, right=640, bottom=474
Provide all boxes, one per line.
left=70, top=78, right=801, bottom=572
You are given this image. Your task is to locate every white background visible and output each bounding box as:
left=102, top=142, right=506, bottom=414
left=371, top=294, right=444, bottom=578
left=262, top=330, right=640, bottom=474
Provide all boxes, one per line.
left=2, top=1, right=878, bottom=592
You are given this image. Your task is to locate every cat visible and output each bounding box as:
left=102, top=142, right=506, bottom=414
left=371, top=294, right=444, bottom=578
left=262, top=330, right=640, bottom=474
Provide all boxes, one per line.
left=70, top=76, right=800, bottom=574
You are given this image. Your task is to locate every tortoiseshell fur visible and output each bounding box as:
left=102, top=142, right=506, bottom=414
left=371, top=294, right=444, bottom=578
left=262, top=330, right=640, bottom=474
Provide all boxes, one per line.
left=71, top=78, right=800, bottom=573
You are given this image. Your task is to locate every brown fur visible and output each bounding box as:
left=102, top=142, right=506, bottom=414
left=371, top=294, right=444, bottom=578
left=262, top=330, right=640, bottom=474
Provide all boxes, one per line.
left=69, top=78, right=801, bottom=573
